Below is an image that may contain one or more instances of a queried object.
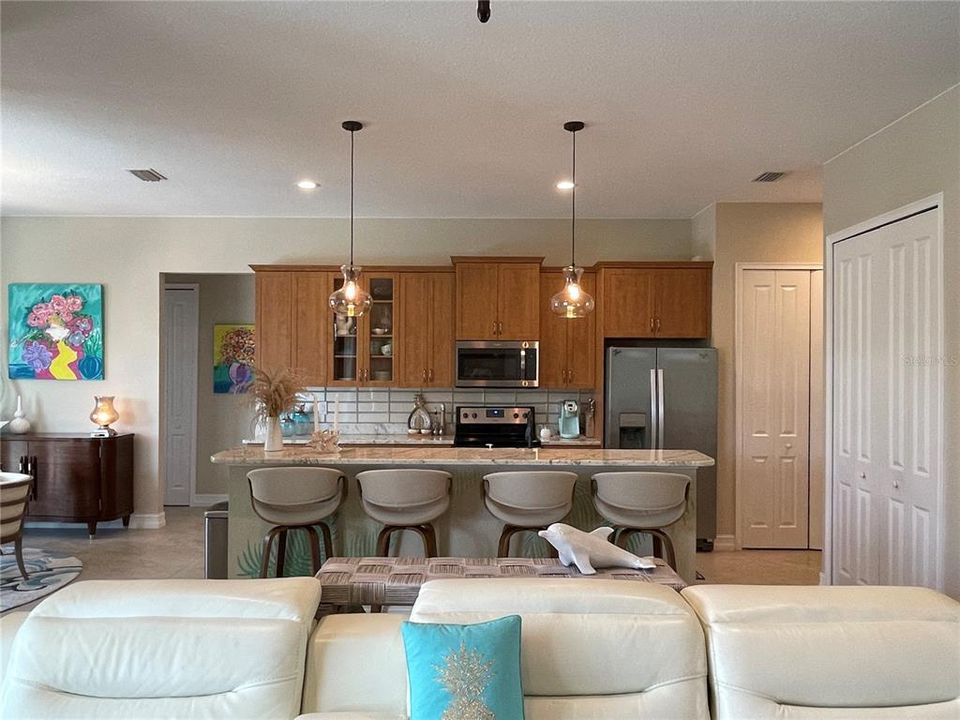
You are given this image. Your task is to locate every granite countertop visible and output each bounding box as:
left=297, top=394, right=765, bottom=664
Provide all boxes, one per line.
left=241, top=434, right=602, bottom=447
left=212, top=445, right=713, bottom=467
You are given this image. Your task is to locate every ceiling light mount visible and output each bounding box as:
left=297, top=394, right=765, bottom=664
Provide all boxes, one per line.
left=328, top=120, right=372, bottom=319
left=550, top=121, right=595, bottom=319
left=477, top=0, right=491, bottom=23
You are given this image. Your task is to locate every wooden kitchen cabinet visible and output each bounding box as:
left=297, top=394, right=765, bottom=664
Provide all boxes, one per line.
left=328, top=272, right=398, bottom=387
left=292, top=271, right=332, bottom=386
left=398, top=272, right=455, bottom=387
left=0, top=433, right=134, bottom=536
left=539, top=270, right=596, bottom=388
left=255, top=271, right=294, bottom=371
left=455, top=259, right=541, bottom=340
left=600, top=264, right=711, bottom=339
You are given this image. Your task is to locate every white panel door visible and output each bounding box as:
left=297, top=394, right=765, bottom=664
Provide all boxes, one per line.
left=163, top=287, right=198, bottom=507
left=832, top=209, right=942, bottom=589
left=809, top=270, right=825, bottom=549
left=739, top=270, right=811, bottom=548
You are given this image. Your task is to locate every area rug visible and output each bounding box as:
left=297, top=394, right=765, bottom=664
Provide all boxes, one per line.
left=1, top=548, right=82, bottom=612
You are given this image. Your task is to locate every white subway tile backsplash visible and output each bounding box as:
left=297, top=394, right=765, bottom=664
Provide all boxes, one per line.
left=292, top=386, right=594, bottom=433
left=483, top=391, right=517, bottom=405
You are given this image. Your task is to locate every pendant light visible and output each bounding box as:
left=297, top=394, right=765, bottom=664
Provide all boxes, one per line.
left=328, top=121, right=373, bottom=318
left=550, top=121, right=595, bottom=319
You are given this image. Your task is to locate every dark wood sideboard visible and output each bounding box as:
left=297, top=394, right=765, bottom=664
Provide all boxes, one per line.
left=0, top=432, right=134, bottom=536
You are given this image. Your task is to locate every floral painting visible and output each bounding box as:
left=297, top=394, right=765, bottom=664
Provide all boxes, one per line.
left=8, top=284, right=104, bottom=380
left=213, top=323, right=255, bottom=393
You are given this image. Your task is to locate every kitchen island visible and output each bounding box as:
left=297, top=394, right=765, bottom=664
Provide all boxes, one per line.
left=211, top=446, right=714, bottom=583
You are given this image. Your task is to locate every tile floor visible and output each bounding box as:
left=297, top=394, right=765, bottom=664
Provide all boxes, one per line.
left=6, top=507, right=821, bottom=613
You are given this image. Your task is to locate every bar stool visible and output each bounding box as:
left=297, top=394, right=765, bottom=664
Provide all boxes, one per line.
left=1, top=472, right=33, bottom=580
left=590, top=471, right=690, bottom=570
left=482, top=471, right=578, bottom=557
left=247, top=467, right=345, bottom=578
left=356, top=469, right=452, bottom=557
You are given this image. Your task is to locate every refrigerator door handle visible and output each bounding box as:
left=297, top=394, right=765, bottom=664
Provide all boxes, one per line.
left=649, top=368, right=658, bottom=449
left=657, top=368, right=665, bottom=449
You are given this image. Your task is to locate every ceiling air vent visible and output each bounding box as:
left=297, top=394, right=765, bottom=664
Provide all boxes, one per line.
left=127, top=168, right=167, bottom=182
left=752, top=171, right=786, bottom=183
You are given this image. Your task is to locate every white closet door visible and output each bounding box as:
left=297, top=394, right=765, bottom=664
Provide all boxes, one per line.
left=739, top=270, right=811, bottom=548
left=832, top=209, right=941, bottom=589
left=809, top=270, right=825, bottom=550
left=163, top=287, right=198, bottom=507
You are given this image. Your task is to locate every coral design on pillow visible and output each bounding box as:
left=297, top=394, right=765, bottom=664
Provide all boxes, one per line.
left=434, top=641, right=495, bottom=720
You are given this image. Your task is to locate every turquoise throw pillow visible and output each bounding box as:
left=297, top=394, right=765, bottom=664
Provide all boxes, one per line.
left=401, top=615, right=524, bottom=720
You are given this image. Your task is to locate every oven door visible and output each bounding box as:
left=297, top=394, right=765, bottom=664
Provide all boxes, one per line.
left=455, top=341, right=539, bottom=388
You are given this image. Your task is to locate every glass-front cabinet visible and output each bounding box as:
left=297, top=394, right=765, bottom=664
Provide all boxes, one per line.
left=328, top=272, right=396, bottom=387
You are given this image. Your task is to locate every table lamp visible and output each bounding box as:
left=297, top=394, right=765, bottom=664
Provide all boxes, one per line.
left=89, top=396, right=119, bottom=437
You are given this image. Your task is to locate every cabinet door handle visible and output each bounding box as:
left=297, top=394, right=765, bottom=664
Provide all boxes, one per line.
left=30, top=456, right=38, bottom=500
left=421, top=368, right=427, bottom=383
left=650, top=317, right=655, bottom=332
left=18, top=455, right=26, bottom=473
left=498, top=320, right=504, bottom=336
left=656, top=317, right=661, bottom=333
left=492, top=320, right=498, bottom=337
left=428, top=368, right=434, bottom=382
left=568, top=369, right=574, bottom=384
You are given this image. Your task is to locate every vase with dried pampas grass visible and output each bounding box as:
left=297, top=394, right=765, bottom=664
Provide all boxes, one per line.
left=249, top=365, right=305, bottom=452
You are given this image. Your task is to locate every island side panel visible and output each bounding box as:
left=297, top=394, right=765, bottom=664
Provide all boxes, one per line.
left=226, top=462, right=697, bottom=583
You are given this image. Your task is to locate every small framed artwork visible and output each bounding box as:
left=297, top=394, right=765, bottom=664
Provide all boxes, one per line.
left=8, top=283, right=104, bottom=380
left=213, top=323, right=255, bottom=393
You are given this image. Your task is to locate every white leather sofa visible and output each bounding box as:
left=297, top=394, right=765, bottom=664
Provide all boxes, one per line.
left=0, top=578, right=322, bottom=720
left=299, top=578, right=711, bottom=719
left=682, top=585, right=960, bottom=719
left=1, top=578, right=958, bottom=720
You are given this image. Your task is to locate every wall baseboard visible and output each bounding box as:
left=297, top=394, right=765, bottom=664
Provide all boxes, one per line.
left=713, top=534, right=737, bottom=552
left=129, top=512, right=166, bottom=529
left=191, top=494, right=228, bottom=507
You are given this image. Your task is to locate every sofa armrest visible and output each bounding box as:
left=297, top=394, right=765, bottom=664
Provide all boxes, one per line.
left=301, top=613, right=407, bottom=716
left=0, top=613, right=29, bottom=686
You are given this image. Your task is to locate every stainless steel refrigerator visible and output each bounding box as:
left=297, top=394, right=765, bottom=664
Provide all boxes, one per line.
left=604, top=347, right=718, bottom=545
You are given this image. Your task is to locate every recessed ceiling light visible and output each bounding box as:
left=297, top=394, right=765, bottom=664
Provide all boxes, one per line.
left=297, top=179, right=318, bottom=190
left=556, top=180, right=575, bottom=190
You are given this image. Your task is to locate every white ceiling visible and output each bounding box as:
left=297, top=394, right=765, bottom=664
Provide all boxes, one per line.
left=2, top=1, right=957, bottom=218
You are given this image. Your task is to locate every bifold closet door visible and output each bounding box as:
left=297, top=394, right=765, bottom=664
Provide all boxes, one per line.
left=832, top=209, right=942, bottom=589
left=739, top=270, right=811, bottom=548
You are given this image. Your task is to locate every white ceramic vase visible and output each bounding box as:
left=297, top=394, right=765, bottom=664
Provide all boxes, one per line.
left=8, top=395, right=31, bottom=435
left=264, top=416, right=283, bottom=452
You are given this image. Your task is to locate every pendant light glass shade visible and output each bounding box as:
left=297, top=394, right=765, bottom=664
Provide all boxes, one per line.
left=551, top=265, right=595, bottom=318
left=328, top=264, right=372, bottom=318
left=551, top=121, right=595, bottom=319
left=329, top=121, right=372, bottom=318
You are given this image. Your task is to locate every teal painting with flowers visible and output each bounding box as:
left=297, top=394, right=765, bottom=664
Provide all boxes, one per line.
left=8, top=283, right=104, bottom=380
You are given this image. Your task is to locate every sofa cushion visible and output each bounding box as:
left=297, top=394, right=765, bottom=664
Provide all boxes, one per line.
left=411, top=578, right=709, bottom=719
left=401, top=615, right=523, bottom=720
left=0, top=578, right=322, bottom=720
left=682, top=585, right=960, bottom=719
left=301, top=613, right=408, bottom=717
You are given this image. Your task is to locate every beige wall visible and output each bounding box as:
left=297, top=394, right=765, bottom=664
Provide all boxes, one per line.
left=0, top=216, right=691, bottom=520
left=711, top=202, right=824, bottom=545
left=691, top=204, right=717, bottom=260
left=822, top=86, right=960, bottom=597
left=165, top=273, right=255, bottom=498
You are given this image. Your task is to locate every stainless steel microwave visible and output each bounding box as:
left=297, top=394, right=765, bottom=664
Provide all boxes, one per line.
left=455, top=341, right=539, bottom=388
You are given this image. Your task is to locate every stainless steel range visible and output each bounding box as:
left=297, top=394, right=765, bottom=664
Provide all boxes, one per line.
left=453, top=406, right=541, bottom=448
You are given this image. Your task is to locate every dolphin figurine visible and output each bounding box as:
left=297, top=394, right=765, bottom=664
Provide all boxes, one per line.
left=538, top=522, right=657, bottom=575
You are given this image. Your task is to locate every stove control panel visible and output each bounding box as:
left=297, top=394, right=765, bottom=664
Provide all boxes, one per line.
left=456, top=406, right=533, bottom=425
